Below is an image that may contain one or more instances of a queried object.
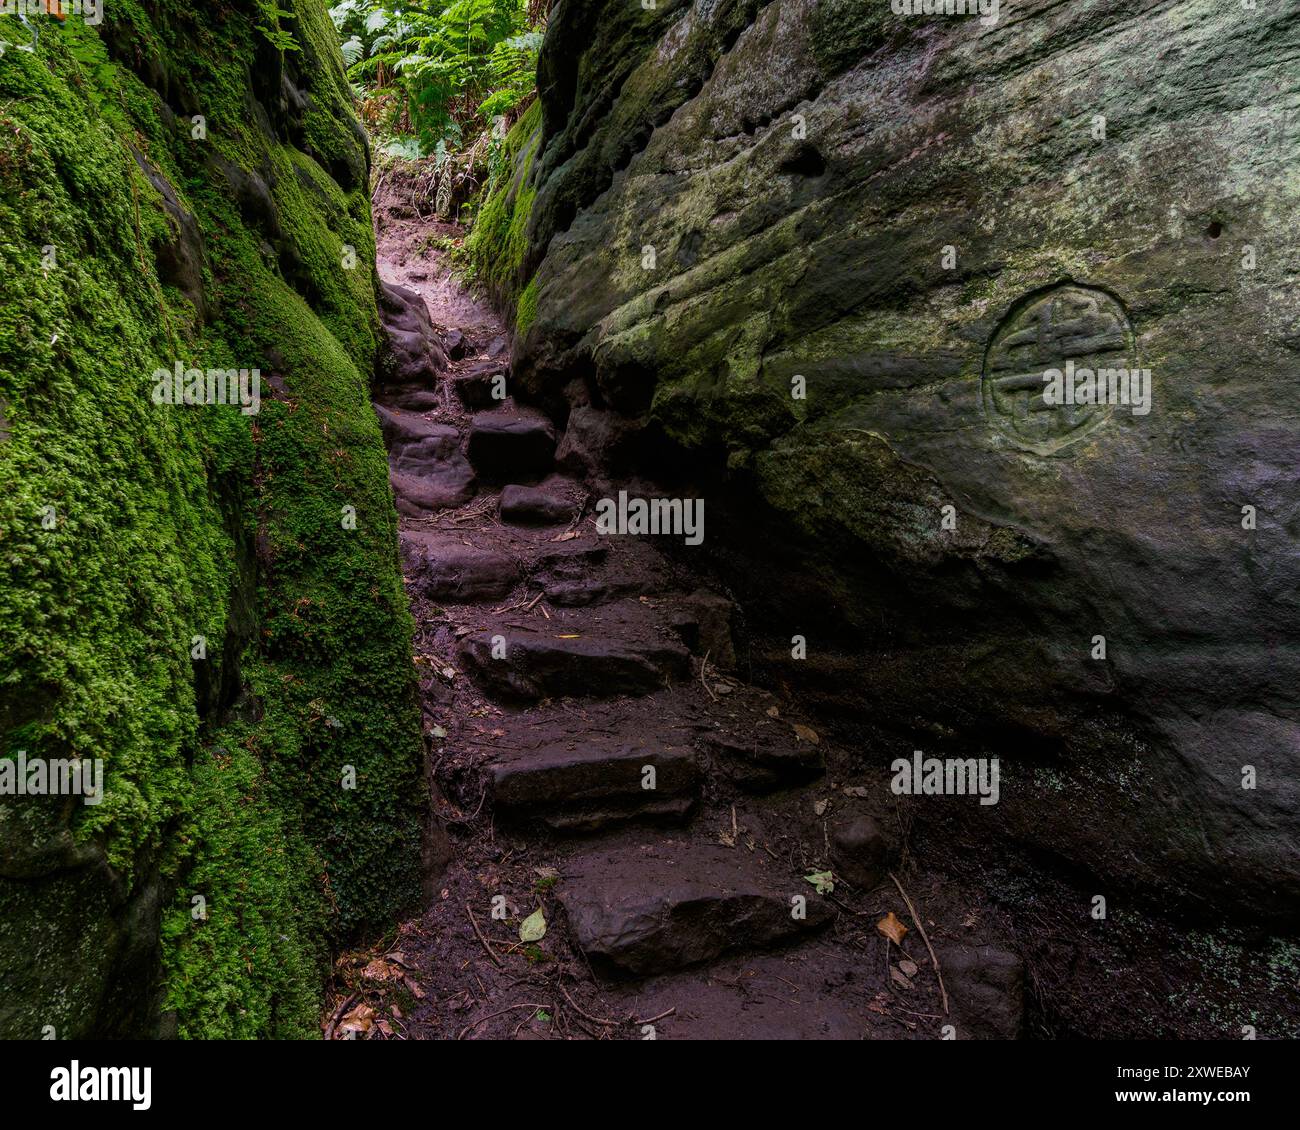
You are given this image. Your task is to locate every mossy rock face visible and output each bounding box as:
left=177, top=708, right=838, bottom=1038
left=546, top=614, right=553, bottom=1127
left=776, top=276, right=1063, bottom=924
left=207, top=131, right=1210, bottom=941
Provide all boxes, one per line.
left=0, top=2, right=423, bottom=1038
left=466, top=99, right=542, bottom=311
left=502, top=0, right=1300, bottom=922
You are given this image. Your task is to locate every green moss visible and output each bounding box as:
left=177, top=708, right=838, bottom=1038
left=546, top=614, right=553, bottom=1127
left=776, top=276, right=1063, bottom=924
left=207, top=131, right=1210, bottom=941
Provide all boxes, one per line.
left=466, top=99, right=542, bottom=317
left=0, top=0, right=423, bottom=1039
left=515, top=275, right=539, bottom=337
left=160, top=735, right=326, bottom=1039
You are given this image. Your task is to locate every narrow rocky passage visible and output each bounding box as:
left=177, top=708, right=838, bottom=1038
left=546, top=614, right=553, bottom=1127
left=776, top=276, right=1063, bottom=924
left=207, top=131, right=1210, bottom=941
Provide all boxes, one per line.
left=325, top=178, right=1024, bottom=1042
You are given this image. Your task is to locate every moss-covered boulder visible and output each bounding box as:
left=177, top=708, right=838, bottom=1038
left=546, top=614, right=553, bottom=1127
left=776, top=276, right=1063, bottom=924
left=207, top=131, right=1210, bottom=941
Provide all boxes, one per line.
left=0, top=1, right=424, bottom=1038
left=486, top=0, right=1300, bottom=924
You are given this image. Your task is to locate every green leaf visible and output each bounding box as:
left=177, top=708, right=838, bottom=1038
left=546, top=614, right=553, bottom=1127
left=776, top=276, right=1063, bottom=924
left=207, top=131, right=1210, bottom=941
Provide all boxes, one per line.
left=380, top=136, right=423, bottom=160
left=519, top=907, right=547, bottom=943
left=804, top=871, right=834, bottom=895
left=328, top=1, right=358, bottom=32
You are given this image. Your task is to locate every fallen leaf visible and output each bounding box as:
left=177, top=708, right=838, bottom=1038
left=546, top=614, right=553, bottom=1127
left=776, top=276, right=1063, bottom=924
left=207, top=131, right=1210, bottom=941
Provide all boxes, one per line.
left=813, top=799, right=829, bottom=816
left=552, top=529, right=580, bottom=541
left=519, top=907, right=547, bottom=943
left=841, top=785, right=870, bottom=798
left=804, top=870, right=834, bottom=895
left=899, top=957, right=919, bottom=977
left=362, top=958, right=397, bottom=983
left=876, top=911, right=909, bottom=945
left=792, top=723, right=820, bottom=744
left=339, top=1002, right=375, bottom=1034
left=765, top=706, right=780, bottom=718
left=430, top=725, right=448, bottom=739
left=890, top=966, right=913, bottom=989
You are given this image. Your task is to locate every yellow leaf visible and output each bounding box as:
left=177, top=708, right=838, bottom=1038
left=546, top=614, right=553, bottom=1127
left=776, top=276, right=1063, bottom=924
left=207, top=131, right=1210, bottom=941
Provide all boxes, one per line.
left=520, top=907, right=547, bottom=943
left=792, top=723, right=820, bottom=744
left=876, top=911, right=909, bottom=945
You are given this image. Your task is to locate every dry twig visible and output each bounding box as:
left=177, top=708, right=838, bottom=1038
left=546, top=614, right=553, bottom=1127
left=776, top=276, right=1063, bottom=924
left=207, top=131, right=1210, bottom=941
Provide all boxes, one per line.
left=465, top=900, right=503, bottom=968
left=889, top=872, right=949, bottom=1015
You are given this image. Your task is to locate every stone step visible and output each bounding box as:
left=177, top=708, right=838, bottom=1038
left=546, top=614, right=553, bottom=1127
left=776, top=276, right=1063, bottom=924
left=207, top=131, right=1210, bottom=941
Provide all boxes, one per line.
left=375, top=405, right=475, bottom=515
left=556, top=842, right=832, bottom=976
left=466, top=411, right=556, bottom=483
left=527, top=541, right=668, bottom=607
left=450, top=361, right=507, bottom=409
left=400, top=531, right=518, bottom=601
left=458, top=629, right=689, bottom=700
left=582, top=950, right=873, bottom=1040
left=541, top=577, right=649, bottom=607
left=524, top=539, right=608, bottom=576
left=499, top=483, right=576, bottom=526
left=378, top=280, right=445, bottom=389
left=703, top=729, right=824, bottom=792
left=490, top=737, right=699, bottom=832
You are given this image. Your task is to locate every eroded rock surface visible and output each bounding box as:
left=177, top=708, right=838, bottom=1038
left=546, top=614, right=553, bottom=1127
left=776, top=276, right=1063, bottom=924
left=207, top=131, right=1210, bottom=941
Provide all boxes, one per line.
left=498, top=0, right=1300, bottom=922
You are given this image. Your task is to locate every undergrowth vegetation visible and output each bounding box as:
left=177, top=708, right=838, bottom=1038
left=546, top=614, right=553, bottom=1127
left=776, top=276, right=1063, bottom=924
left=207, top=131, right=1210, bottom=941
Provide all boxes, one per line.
left=330, top=0, right=548, bottom=218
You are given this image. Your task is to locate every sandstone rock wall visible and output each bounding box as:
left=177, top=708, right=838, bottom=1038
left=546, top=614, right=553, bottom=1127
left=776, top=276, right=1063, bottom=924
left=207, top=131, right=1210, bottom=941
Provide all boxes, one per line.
left=505, top=0, right=1300, bottom=921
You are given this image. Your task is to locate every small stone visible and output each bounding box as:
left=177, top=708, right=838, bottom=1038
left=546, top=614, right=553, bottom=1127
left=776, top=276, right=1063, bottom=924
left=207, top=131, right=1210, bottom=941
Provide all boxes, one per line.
left=829, top=815, right=892, bottom=890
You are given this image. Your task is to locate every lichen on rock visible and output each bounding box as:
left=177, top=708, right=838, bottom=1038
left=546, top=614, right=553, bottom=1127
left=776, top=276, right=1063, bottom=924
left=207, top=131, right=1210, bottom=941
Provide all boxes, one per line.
left=483, top=0, right=1300, bottom=931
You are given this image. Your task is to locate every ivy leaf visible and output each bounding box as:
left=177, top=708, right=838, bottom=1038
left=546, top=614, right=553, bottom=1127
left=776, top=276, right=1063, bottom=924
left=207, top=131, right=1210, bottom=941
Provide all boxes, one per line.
left=804, top=870, right=834, bottom=895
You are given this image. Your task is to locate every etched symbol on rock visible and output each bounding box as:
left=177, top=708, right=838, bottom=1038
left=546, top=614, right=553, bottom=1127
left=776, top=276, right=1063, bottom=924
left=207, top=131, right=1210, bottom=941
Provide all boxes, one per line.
left=981, top=284, right=1137, bottom=455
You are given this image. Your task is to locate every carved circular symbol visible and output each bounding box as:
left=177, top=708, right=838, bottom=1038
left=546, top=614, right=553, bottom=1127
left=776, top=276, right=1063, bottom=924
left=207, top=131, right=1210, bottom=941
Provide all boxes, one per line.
left=981, top=284, right=1137, bottom=455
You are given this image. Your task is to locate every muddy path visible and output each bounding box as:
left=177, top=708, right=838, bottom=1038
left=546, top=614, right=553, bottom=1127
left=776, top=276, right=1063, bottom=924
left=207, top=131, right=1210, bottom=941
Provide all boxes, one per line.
left=318, top=172, right=1028, bottom=1042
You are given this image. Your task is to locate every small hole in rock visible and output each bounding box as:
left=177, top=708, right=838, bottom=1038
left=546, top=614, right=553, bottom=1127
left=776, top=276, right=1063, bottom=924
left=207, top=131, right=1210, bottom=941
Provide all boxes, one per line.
left=779, top=144, right=827, bottom=178
left=1206, top=221, right=1223, bottom=239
